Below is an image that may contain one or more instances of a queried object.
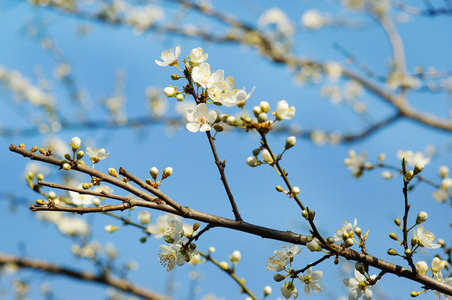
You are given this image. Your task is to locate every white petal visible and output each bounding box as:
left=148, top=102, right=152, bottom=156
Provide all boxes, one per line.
left=174, top=45, right=181, bottom=58
left=344, top=277, right=358, bottom=288
left=186, top=110, right=195, bottom=122
left=311, top=270, right=323, bottom=280
left=349, top=288, right=361, bottom=300
left=155, top=60, right=168, bottom=67
left=363, top=288, right=373, bottom=300
left=186, top=123, right=200, bottom=132
left=197, top=103, right=208, bottom=115
left=311, top=282, right=322, bottom=293
left=199, top=124, right=211, bottom=132
left=304, top=284, right=311, bottom=296
left=207, top=110, right=217, bottom=124
left=354, top=269, right=366, bottom=282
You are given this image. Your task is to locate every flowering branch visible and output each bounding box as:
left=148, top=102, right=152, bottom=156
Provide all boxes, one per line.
left=0, top=252, right=170, bottom=300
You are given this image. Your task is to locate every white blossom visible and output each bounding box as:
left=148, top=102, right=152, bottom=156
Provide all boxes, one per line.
left=86, top=147, right=110, bottom=164
left=266, top=245, right=302, bottom=272
left=413, top=224, right=441, bottom=249
left=191, top=62, right=223, bottom=89
left=276, top=100, right=296, bottom=120
left=189, top=47, right=208, bottom=63
left=186, top=103, right=217, bottom=133
left=343, top=269, right=376, bottom=300
left=301, top=10, right=324, bottom=30
left=155, top=45, right=181, bottom=67
left=334, top=219, right=358, bottom=242
left=298, top=267, right=323, bottom=296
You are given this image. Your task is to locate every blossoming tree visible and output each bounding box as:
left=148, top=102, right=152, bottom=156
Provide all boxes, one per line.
left=1, top=1, right=452, bottom=300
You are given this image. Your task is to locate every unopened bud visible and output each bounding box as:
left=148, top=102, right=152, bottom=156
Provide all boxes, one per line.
left=140, top=237, right=147, bottom=243
left=285, top=136, right=296, bottom=149
left=291, top=186, right=300, bottom=195
left=171, top=74, right=180, bottom=80
left=259, top=101, right=270, bottom=113
left=308, top=209, right=315, bottom=220
left=263, top=286, right=272, bottom=297
left=411, top=237, right=418, bottom=247
left=164, top=236, right=174, bottom=244
left=301, top=210, right=308, bottom=218
left=219, top=261, right=229, bottom=270
left=176, top=94, right=185, bottom=101
left=63, top=163, right=71, bottom=170
left=193, top=222, right=200, bottom=232
left=64, top=153, right=71, bottom=160
left=334, top=256, right=339, bottom=264
left=82, top=183, right=92, bottom=190
left=105, top=224, right=118, bottom=233
left=387, top=248, right=398, bottom=256
left=19, top=143, right=26, bottom=149
left=406, top=170, right=414, bottom=181
left=208, top=247, right=216, bottom=253
left=36, top=199, right=46, bottom=205
left=70, top=137, right=81, bottom=149
left=150, top=167, right=159, bottom=180
left=76, top=151, right=84, bottom=160
left=108, top=168, right=119, bottom=177
left=416, top=211, right=428, bottom=224
left=253, top=106, right=262, bottom=118
left=258, top=112, right=268, bottom=123
left=414, top=164, right=424, bottom=175
left=31, top=146, right=38, bottom=152
left=37, top=173, right=44, bottom=181
left=345, top=238, right=354, bottom=247
left=39, top=148, right=46, bottom=155
left=246, top=156, right=259, bottom=167
left=410, top=291, right=422, bottom=297
left=327, top=237, right=335, bottom=244
left=273, top=273, right=285, bottom=282
left=226, top=116, right=237, bottom=126
left=389, top=232, right=398, bottom=240
left=276, top=185, right=284, bottom=192
left=163, top=86, right=176, bottom=97
left=394, top=218, right=401, bottom=226
left=162, top=167, right=173, bottom=179
left=354, top=227, right=362, bottom=238
left=306, top=236, right=313, bottom=242
left=355, top=262, right=365, bottom=274
left=405, top=248, right=412, bottom=256
left=213, top=124, right=223, bottom=132
left=230, top=250, right=241, bottom=264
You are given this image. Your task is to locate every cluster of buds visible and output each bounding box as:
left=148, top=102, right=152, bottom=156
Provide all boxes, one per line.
left=146, top=166, right=173, bottom=188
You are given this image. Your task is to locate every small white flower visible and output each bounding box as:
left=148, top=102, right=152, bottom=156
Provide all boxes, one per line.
left=221, top=87, right=255, bottom=107
left=266, top=245, right=302, bottom=272
left=276, top=100, right=296, bottom=120
left=435, top=277, right=452, bottom=300
left=246, top=156, right=259, bottom=167
left=86, top=147, right=110, bottom=164
left=413, top=224, right=441, bottom=249
left=158, top=244, right=184, bottom=271
left=432, top=187, right=449, bottom=203
left=186, top=103, right=217, bottom=133
left=189, top=47, right=208, bottom=63
left=281, top=282, right=298, bottom=299
left=155, top=45, right=181, bottom=67
left=230, top=250, right=241, bottom=264
left=306, top=239, right=320, bottom=252
left=191, top=62, right=223, bottom=89
left=334, top=219, right=358, bottom=242
left=343, top=269, right=376, bottom=300
left=146, top=214, right=179, bottom=238
left=163, top=86, right=176, bottom=97
left=166, top=217, right=184, bottom=243
left=263, top=285, right=272, bottom=296
left=431, top=257, right=446, bottom=275
left=397, top=150, right=431, bottom=167
left=138, top=211, right=151, bottom=224
left=299, top=267, right=323, bottom=296
left=344, top=150, right=367, bottom=177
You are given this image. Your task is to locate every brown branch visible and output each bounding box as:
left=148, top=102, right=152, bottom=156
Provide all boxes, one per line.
left=9, top=144, right=452, bottom=296
left=0, top=252, right=170, bottom=300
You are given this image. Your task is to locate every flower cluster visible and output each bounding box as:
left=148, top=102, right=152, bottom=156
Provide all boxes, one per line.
left=266, top=245, right=323, bottom=299
left=154, top=214, right=200, bottom=271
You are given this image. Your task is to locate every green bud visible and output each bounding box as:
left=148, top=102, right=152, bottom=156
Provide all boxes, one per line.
left=308, top=210, right=315, bottom=220
left=327, top=237, right=335, bottom=244
left=389, top=232, right=398, bottom=240
left=213, top=124, right=223, bottom=132
left=411, top=237, right=418, bottom=247
left=394, top=218, right=401, bottom=226
left=31, top=146, right=38, bottom=152
left=253, top=106, right=261, bottom=118
left=76, top=151, right=84, bottom=160
left=387, top=248, right=398, bottom=256
left=413, top=164, right=424, bottom=175
left=345, top=238, right=354, bottom=248
left=82, top=183, right=92, bottom=190
left=19, top=143, right=26, bottom=149
left=252, top=149, right=260, bottom=156
left=146, top=178, right=152, bottom=185
left=306, top=236, right=313, bottom=242
left=275, top=185, right=284, bottom=192
left=39, top=148, right=46, bottom=155
left=176, top=94, right=185, bottom=101
left=171, top=74, right=180, bottom=80
left=273, top=274, right=285, bottom=282
left=355, top=262, right=366, bottom=274
left=193, top=222, right=200, bottom=232
left=140, top=237, right=147, bottom=243
left=404, top=248, right=412, bottom=256
left=354, top=227, right=362, bottom=237
left=36, top=199, right=46, bottom=205
left=410, top=291, right=421, bottom=297
left=190, top=243, right=197, bottom=250
left=406, top=170, right=414, bottom=181
left=185, top=255, right=190, bottom=262
left=164, top=236, right=174, bottom=244
left=36, top=173, right=44, bottom=181
left=64, top=153, right=72, bottom=160
left=301, top=210, right=308, bottom=218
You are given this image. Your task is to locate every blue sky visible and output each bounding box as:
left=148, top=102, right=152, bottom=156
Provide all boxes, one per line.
left=1, top=1, right=452, bottom=299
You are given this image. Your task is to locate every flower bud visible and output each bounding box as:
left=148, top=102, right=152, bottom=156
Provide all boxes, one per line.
left=259, top=101, right=270, bottom=113
left=387, top=248, right=398, bottom=256
left=389, top=232, right=398, bottom=240
left=276, top=185, right=284, bottom=192
left=411, top=237, right=418, bottom=247
left=19, top=143, right=26, bottom=149
left=176, top=94, right=185, bottom=101
left=230, top=250, right=241, bottom=264
left=140, top=237, right=147, bottom=243
left=345, top=238, right=354, bottom=247
left=37, top=173, right=44, bottom=181
left=382, top=171, right=393, bottom=179
left=285, top=136, right=296, bottom=149
left=64, top=153, right=71, bottom=160
left=291, top=186, right=300, bottom=195
left=306, top=236, right=313, bottom=242
left=208, top=247, right=216, bottom=253
left=439, top=166, right=449, bottom=178
left=108, top=168, right=119, bottom=177
left=165, top=236, right=174, bottom=244
left=162, top=167, right=173, bottom=179
left=416, top=261, right=428, bottom=274
left=70, top=137, right=81, bottom=149
left=416, top=211, right=428, bottom=224
left=219, top=261, right=229, bottom=270
left=307, top=240, right=320, bottom=252
left=410, top=291, right=422, bottom=297
left=355, top=262, right=366, bottom=274
left=273, top=273, right=285, bottom=282
left=378, top=153, right=386, bottom=161
left=262, top=149, right=274, bottom=164
left=413, top=164, right=424, bottom=175
left=36, top=199, right=46, bottom=205
left=327, top=237, right=335, bottom=244
left=76, top=151, right=84, bottom=160
left=31, top=146, right=38, bottom=152
left=150, top=167, right=159, bottom=180
left=263, top=285, right=272, bottom=296
left=308, top=209, right=316, bottom=220
left=105, top=224, right=118, bottom=233
left=404, top=248, right=412, bottom=256
left=226, top=116, right=237, bottom=126
left=213, top=124, right=223, bottom=132
left=193, top=222, right=200, bottom=232
left=93, top=198, right=100, bottom=206
left=82, top=183, right=92, bottom=190
left=163, top=86, right=176, bottom=97
left=171, top=74, right=180, bottom=80
left=394, top=218, right=401, bottom=226
left=257, top=112, right=268, bottom=123
left=438, top=238, right=445, bottom=247
left=301, top=210, right=308, bottom=218
left=354, top=227, right=362, bottom=238
left=138, top=211, right=151, bottom=224
left=63, top=163, right=71, bottom=170
left=406, top=170, right=414, bottom=181
left=253, top=106, right=261, bottom=118
left=246, top=156, right=259, bottom=167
